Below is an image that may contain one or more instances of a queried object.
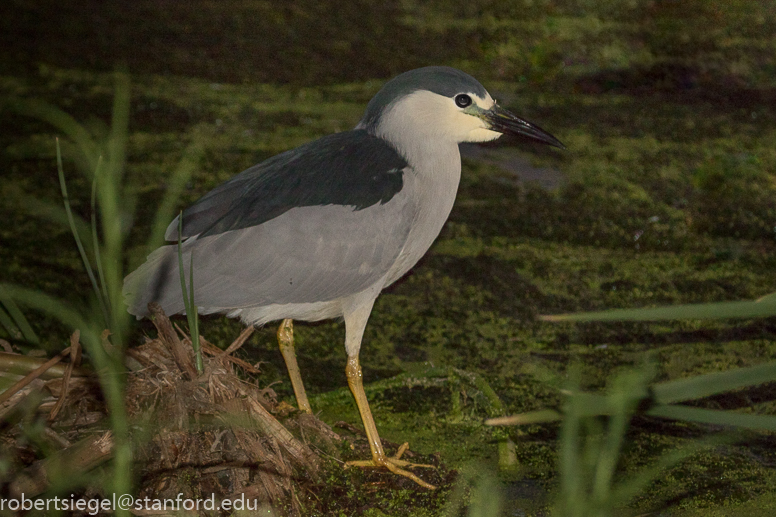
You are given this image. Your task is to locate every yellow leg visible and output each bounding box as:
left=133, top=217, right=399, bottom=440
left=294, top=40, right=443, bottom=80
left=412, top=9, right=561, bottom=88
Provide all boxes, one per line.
left=344, top=355, right=437, bottom=490
left=277, top=319, right=311, bottom=413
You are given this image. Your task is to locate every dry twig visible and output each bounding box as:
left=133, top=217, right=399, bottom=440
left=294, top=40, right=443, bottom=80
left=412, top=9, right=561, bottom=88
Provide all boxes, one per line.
left=222, top=325, right=254, bottom=356
left=0, top=346, right=71, bottom=406
left=0, top=378, right=45, bottom=421
left=148, top=302, right=197, bottom=379
left=48, top=330, right=81, bottom=421
left=9, top=431, right=114, bottom=498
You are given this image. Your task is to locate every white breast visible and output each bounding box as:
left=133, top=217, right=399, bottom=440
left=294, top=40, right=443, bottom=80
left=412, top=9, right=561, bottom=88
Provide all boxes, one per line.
left=382, top=142, right=462, bottom=287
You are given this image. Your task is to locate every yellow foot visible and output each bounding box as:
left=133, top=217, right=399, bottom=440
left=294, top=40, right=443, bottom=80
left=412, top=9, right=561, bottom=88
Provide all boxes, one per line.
left=345, top=442, right=437, bottom=489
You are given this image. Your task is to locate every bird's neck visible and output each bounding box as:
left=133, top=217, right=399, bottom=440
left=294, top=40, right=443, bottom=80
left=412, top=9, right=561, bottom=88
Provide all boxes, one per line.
left=407, top=137, right=462, bottom=230
left=380, top=131, right=462, bottom=180
left=390, top=135, right=462, bottom=209
left=372, top=126, right=463, bottom=262
left=378, top=135, right=463, bottom=288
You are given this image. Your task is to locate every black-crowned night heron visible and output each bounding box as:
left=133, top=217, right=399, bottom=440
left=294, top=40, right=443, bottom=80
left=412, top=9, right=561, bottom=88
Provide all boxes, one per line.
left=123, top=66, right=563, bottom=489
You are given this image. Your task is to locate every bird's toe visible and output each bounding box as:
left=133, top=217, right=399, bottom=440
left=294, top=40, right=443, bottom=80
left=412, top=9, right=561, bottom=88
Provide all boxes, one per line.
left=344, top=443, right=437, bottom=489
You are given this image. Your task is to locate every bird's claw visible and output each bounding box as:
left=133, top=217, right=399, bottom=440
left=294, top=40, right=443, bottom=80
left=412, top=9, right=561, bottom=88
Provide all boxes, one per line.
left=345, top=442, right=437, bottom=489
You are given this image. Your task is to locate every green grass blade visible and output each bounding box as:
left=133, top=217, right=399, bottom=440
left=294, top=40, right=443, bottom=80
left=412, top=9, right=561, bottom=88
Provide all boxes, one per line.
left=488, top=394, right=632, bottom=426
left=90, top=156, right=110, bottom=305
left=541, top=298, right=776, bottom=322
left=467, top=467, right=503, bottom=517
left=571, top=393, right=617, bottom=416
left=95, top=70, right=132, bottom=349
left=96, top=70, right=133, bottom=506
left=5, top=188, right=95, bottom=256
left=177, top=214, right=203, bottom=374
left=591, top=387, right=640, bottom=506
left=189, top=251, right=202, bottom=374
left=557, top=372, right=583, bottom=517
left=756, top=291, right=776, bottom=303
left=0, top=304, right=23, bottom=341
left=485, top=409, right=562, bottom=426
left=0, top=284, right=96, bottom=348
left=57, top=139, right=110, bottom=327
left=177, top=213, right=190, bottom=316
left=441, top=463, right=503, bottom=517
left=0, top=288, right=39, bottom=344
left=647, top=404, right=776, bottom=431
left=9, top=98, right=100, bottom=171
left=652, top=362, right=776, bottom=404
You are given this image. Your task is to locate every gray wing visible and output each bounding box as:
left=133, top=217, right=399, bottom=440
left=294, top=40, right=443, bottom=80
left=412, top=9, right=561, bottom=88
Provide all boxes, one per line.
left=164, top=129, right=407, bottom=240
left=123, top=190, right=414, bottom=317
left=124, top=129, right=414, bottom=318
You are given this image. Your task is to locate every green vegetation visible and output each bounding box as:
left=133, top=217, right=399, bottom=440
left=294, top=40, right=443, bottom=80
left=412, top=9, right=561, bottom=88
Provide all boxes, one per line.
left=2, top=0, right=776, bottom=515
left=3, top=73, right=137, bottom=510
left=177, top=212, right=203, bottom=374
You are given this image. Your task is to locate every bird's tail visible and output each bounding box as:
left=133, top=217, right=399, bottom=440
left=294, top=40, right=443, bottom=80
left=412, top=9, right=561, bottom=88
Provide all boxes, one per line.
left=122, top=244, right=188, bottom=318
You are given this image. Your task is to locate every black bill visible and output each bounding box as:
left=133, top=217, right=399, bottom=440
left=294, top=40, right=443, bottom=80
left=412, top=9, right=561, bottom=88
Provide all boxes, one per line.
left=484, top=104, right=565, bottom=149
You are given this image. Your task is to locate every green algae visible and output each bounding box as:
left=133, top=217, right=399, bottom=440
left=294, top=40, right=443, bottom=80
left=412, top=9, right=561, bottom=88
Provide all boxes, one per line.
left=3, top=1, right=776, bottom=514
left=4, top=65, right=776, bottom=514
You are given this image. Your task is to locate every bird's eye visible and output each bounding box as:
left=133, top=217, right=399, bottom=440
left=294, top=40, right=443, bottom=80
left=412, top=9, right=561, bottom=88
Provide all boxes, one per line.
left=455, top=94, right=472, bottom=108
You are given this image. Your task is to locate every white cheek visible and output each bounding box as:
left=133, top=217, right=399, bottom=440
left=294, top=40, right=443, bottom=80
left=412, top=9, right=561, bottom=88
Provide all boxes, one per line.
left=466, top=127, right=502, bottom=142
left=473, top=94, right=496, bottom=110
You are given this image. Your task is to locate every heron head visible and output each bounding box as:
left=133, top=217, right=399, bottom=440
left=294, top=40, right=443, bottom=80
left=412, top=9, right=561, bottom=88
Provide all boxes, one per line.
left=358, top=66, right=564, bottom=149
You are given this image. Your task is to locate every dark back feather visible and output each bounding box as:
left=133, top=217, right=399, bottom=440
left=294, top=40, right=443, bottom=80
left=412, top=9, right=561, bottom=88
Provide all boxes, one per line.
left=169, top=129, right=407, bottom=240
